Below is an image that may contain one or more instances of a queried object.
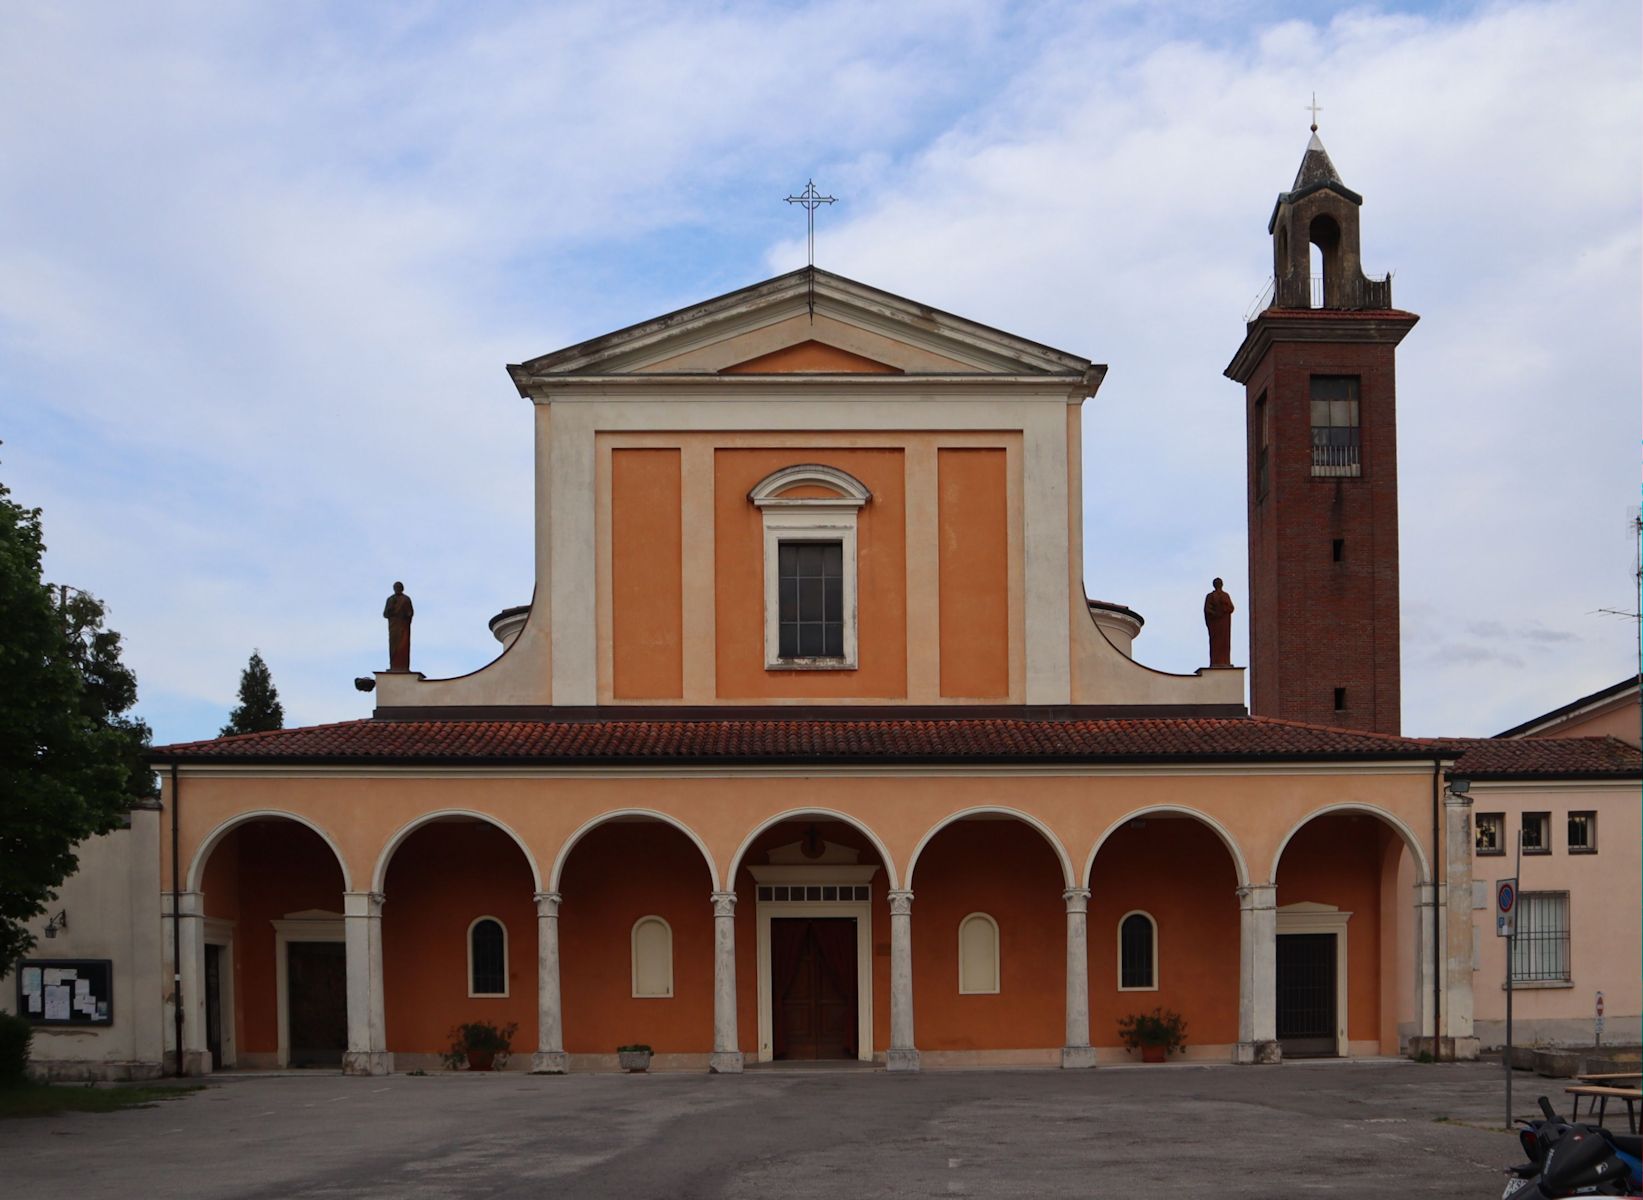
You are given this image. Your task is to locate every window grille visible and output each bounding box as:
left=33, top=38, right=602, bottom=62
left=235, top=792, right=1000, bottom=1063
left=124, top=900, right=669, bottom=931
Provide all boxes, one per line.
left=1474, top=813, right=1504, bottom=856
left=756, top=885, right=870, bottom=902
left=1119, top=912, right=1156, bottom=990
left=1511, top=892, right=1570, bottom=983
left=1310, top=376, right=1360, bottom=476
left=469, top=918, right=506, bottom=995
left=1567, top=812, right=1596, bottom=854
left=778, top=541, right=844, bottom=659
left=1520, top=812, right=1551, bottom=854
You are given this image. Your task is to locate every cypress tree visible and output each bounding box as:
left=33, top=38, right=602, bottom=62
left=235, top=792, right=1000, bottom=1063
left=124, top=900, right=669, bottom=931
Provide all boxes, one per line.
left=221, top=650, right=285, bottom=736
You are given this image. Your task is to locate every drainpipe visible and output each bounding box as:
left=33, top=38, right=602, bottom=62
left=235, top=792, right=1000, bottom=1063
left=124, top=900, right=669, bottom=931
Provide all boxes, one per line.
left=170, top=763, right=183, bottom=1078
left=1431, top=756, right=1443, bottom=1056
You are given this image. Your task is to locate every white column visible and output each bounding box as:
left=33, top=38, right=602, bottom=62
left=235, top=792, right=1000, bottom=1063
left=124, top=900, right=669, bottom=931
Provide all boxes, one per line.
left=342, top=890, right=392, bottom=1076
left=164, top=890, right=208, bottom=1075
left=709, top=891, right=743, bottom=1073
left=1061, top=887, right=1095, bottom=1069
left=1235, top=883, right=1280, bottom=1064
left=1442, top=790, right=1479, bottom=1060
left=886, top=889, right=919, bottom=1071
left=1412, top=880, right=1438, bottom=1054
left=531, top=891, right=568, bottom=1073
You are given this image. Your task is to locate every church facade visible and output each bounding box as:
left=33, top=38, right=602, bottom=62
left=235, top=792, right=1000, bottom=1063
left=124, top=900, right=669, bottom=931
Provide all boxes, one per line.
left=16, top=134, right=1634, bottom=1080
left=141, top=136, right=1492, bottom=1076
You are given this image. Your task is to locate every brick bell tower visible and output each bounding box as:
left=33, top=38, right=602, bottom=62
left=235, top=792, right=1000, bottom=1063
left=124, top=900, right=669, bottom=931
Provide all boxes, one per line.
left=1224, top=128, right=1417, bottom=734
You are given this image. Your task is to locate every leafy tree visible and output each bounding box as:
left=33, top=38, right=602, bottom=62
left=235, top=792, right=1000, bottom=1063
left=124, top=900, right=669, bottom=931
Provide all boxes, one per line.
left=220, top=650, right=284, bottom=737
left=0, top=477, right=153, bottom=965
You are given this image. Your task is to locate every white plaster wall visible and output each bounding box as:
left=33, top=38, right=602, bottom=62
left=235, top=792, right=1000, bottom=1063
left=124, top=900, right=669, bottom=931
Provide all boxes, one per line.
left=0, top=807, right=165, bottom=1079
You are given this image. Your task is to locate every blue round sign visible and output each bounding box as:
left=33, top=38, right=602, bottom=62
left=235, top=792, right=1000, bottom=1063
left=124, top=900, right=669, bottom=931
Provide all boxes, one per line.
left=1497, top=882, right=1515, bottom=913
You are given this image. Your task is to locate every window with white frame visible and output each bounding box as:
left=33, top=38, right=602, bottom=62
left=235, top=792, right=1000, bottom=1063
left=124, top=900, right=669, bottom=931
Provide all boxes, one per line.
left=1567, top=811, right=1596, bottom=854
left=957, top=913, right=999, bottom=994
left=1511, top=892, right=1570, bottom=983
left=1118, top=911, right=1157, bottom=990
left=631, top=916, right=673, bottom=998
left=749, top=464, right=869, bottom=670
left=468, top=917, right=507, bottom=997
left=1474, top=812, right=1505, bottom=856
left=1520, top=812, right=1551, bottom=855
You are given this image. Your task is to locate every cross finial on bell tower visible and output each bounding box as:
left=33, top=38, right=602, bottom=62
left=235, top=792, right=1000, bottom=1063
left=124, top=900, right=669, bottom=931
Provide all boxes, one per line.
left=1306, top=92, right=1322, bottom=133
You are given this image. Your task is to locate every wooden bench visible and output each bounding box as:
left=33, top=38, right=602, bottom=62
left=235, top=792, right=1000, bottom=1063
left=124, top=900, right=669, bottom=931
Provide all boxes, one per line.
left=1565, top=1085, right=1643, bottom=1132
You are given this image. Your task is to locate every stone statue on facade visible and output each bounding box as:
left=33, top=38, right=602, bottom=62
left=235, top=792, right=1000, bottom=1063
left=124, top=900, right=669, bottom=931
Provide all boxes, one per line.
left=1204, top=578, right=1234, bottom=668
left=384, top=582, right=414, bottom=672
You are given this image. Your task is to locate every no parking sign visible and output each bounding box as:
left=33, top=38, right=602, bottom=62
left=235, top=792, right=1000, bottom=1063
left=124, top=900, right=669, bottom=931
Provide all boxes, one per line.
left=1496, top=878, right=1516, bottom=938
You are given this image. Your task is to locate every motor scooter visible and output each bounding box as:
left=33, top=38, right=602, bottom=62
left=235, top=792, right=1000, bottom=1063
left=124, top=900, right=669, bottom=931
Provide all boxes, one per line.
left=1502, top=1097, right=1643, bottom=1198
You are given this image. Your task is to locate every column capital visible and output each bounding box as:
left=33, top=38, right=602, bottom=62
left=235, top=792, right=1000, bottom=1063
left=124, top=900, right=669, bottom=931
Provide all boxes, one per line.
left=533, top=891, right=563, bottom=917
left=1443, top=788, right=1473, bottom=809
left=1062, top=887, right=1091, bottom=912
left=710, top=890, right=737, bottom=918
left=343, top=890, right=386, bottom=917
left=1236, top=883, right=1277, bottom=910
left=887, top=889, right=914, bottom=915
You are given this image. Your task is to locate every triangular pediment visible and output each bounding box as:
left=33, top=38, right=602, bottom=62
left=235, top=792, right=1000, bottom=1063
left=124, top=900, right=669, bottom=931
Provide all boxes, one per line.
left=508, top=268, right=1098, bottom=387
left=721, top=339, right=901, bottom=375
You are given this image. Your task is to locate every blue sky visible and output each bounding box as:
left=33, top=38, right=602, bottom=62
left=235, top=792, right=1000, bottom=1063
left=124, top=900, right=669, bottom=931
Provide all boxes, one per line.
left=2, top=0, right=1637, bottom=743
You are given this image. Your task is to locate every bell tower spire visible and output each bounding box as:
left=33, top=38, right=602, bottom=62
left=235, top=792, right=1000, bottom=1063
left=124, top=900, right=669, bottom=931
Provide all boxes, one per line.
left=1225, top=130, right=1418, bottom=734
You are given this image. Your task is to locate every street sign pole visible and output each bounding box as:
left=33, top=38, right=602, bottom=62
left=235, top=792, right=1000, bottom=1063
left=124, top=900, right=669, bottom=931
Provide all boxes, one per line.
left=1499, top=841, right=1521, bottom=1130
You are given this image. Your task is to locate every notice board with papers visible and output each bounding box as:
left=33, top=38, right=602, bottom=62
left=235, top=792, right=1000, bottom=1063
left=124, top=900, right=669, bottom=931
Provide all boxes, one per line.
left=15, top=959, right=114, bottom=1025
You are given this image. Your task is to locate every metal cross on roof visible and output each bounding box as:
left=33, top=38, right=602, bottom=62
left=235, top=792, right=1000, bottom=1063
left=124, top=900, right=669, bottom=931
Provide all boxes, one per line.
left=785, top=179, right=837, bottom=319
left=1306, top=92, right=1322, bottom=132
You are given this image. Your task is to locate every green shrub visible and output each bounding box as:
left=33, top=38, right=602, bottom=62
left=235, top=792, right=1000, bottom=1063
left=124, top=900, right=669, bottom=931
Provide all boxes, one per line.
left=617, top=1044, right=652, bottom=1054
left=1116, top=1007, right=1189, bottom=1054
left=0, top=1012, right=33, bottom=1085
left=442, top=1020, right=517, bottom=1069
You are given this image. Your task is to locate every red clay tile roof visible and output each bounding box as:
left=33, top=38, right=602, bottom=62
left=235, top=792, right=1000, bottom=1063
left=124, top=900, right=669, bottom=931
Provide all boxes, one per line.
left=1445, top=736, right=1641, bottom=780
left=151, top=714, right=1468, bottom=766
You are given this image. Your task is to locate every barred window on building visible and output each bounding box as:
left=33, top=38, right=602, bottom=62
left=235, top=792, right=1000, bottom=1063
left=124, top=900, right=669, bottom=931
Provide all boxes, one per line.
left=1511, top=891, right=1570, bottom=983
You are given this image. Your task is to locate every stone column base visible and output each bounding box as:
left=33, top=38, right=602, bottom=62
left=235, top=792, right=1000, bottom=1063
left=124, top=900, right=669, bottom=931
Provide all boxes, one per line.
left=708, top=1051, right=744, bottom=1075
left=171, top=1049, right=210, bottom=1077
left=1060, top=1045, right=1096, bottom=1070
left=530, top=1051, right=569, bottom=1074
left=1233, top=1040, right=1281, bottom=1065
left=1407, top=1036, right=1480, bottom=1062
left=886, top=1048, right=921, bottom=1072
left=342, top=1051, right=395, bottom=1076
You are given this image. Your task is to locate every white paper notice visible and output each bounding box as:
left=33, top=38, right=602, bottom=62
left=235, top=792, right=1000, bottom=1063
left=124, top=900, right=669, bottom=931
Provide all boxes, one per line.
left=27, top=993, right=42, bottom=1014
left=44, top=985, right=71, bottom=1021
left=43, top=969, right=62, bottom=987
left=60, top=969, right=77, bottom=981
left=21, top=967, right=41, bottom=995
left=74, top=979, right=90, bottom=998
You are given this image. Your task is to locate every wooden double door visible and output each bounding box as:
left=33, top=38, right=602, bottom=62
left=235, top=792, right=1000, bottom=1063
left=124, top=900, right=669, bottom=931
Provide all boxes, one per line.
left=772, top=918, right=858, bottom=1060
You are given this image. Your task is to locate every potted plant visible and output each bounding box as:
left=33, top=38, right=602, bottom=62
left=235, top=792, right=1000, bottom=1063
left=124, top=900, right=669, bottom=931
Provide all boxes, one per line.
left=1117, top=1008, right=1187, bottom=1063
left=443, top=1020, right=518, bottom=1072
left=617, top=1044, right=653, bottom=1073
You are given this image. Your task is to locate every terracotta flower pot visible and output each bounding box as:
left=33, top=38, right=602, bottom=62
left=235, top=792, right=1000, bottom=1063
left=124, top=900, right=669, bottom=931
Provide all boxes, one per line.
left=1140, top=1044, right=1167, bottom=1064
left=466, top=1049, right=497, bottom=1071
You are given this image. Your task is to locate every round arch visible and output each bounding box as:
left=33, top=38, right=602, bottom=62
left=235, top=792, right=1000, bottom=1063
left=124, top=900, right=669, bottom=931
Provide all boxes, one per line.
left=1268, top=803, right=1430, bottom=886
left=372, top=809, right=543, bottom=894
left=187, top=809, right=353, bottom=893
left=547, top=809, right=719, bottom=892
left=906, top=806, right=1075, bottom=891
left=726, top=807, right=900, bottom=891
left=1084, top=805, right=1252, bottom=890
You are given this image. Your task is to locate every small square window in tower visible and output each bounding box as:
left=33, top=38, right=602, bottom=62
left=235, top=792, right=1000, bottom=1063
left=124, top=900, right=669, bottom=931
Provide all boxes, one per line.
left=779, top=541, right=844, bottom=659
left=1310, top=376, right=1360, bottom=477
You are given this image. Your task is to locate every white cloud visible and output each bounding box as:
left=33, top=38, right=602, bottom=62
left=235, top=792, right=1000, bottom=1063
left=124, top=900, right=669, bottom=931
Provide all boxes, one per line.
left=0, top=1, right=1635, bottom=739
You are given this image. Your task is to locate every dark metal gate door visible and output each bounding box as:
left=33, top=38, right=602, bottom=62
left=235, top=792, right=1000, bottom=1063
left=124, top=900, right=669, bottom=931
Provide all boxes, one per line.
left=204, top=943, right=223, bottom=1069
left=287, top=941, right=347, bottom=1068
left=1276, top=933, right=1337, bottom=1057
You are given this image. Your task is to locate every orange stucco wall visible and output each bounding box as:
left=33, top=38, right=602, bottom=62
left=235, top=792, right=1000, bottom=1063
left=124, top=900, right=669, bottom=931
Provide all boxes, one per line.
left=382, top=822, right=539, bottom=1055
left=1088, top=818, right=1241, bottom=1048
left=714, top=447, right=908, bottom=699
left=559, top=822, right=715, bottom=1054
left=938, top=448, right=1010, bottom=699
left=611, top=448, right=683, bottom=699
left=1275, top=813, right=1396, bottom=1043
left=199, top=821, right=345, bottom=1057
left=911, top=820, right=1064, bottom=1050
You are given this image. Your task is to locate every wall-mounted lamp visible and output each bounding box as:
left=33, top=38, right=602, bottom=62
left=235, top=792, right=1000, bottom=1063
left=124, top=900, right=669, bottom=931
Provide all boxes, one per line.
left=43, top=911, right=67, bottom=939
